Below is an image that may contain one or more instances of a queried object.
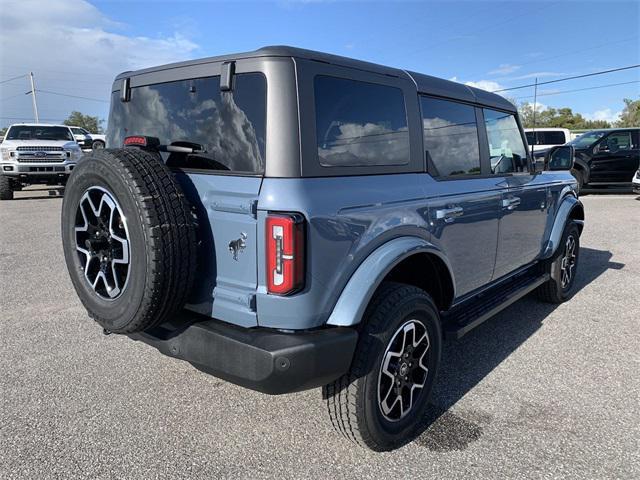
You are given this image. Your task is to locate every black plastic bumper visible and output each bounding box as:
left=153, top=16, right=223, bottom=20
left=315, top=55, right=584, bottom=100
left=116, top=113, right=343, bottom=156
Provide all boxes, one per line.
left=128, top=312, right=358, bottom=395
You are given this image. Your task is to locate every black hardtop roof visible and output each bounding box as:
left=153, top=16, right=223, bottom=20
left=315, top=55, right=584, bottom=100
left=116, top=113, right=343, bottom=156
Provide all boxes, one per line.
left=115, top=45, right=515, bottom=111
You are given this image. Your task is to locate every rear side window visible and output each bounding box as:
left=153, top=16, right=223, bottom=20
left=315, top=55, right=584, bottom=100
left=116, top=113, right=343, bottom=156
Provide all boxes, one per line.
left=107, top=73, right=266, bottom=174
left=314, top=76, right=409, bottom=167
left=541, top=131, right=567, bottom=145
left=526, top=131, right=566, bottom=145
left=420, top=96, right=480, bottom=177
left=484, top=109, right=528, bottom=174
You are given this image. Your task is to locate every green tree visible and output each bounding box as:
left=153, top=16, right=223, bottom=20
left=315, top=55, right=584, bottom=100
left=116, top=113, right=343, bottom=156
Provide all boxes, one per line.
left=615, top=98, right=640, bottom=128
left=517, top=102, right=611, bottom=129
left=63, top=111, right=104, bottom=133
left=0, top=127, right=7, bottom=137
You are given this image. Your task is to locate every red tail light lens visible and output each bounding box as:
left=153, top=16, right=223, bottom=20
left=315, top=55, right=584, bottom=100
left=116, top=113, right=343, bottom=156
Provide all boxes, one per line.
left=266, top=213, right=305, bottom=295
left=123, top=135, right=148, bottom=146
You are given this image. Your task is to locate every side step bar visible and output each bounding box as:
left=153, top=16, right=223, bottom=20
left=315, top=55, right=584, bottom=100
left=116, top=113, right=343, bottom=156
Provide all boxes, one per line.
left=443, top=270, right=550, bottom=340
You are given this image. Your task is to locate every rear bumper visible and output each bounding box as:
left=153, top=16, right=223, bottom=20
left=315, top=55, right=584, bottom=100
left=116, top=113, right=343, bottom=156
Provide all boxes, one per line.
left=128, top=312, right=358, bottom=395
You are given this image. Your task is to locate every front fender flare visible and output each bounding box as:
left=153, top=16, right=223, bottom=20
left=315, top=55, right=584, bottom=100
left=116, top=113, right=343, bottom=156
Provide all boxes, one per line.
left=541, top=194, right=584, bottom=259
left=325, top=237, right=454, bottom=327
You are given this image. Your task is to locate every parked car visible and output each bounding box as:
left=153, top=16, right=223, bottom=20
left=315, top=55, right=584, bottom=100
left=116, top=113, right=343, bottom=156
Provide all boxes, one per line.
left=69, top=126, right=106, bottom=150
left=632, top=168, right=640, bottom=194
left=565, top=128, right=640, bottom=192
left=524, top=128, right=571, bottom=152
left=60, top=46, right=584, bottom=451
left=0, top=123, right=83, bottom=200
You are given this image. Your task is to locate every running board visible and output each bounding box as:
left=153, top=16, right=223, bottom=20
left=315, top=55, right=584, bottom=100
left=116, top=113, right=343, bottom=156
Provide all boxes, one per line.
left=443, top=270, right=550, bottom=340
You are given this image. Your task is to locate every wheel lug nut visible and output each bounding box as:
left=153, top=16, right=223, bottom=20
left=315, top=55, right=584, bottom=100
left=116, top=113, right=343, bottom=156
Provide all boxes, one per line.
left=404, top=376, right=408, bottom=381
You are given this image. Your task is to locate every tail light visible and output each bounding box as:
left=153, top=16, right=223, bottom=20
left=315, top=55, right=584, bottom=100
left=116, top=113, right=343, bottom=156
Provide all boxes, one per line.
left=266, top=213, right=305, bottom=295
left=123, top=135, right=160, bottom=149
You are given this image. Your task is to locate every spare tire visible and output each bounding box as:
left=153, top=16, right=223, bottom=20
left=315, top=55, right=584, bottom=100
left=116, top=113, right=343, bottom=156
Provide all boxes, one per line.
left=61, top=148, right=197, bottom=334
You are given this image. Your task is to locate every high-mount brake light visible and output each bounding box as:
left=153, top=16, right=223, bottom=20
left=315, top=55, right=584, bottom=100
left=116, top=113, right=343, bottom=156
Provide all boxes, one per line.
left=123, top=136, right=148, bottom=146
left=266, top=213, right=305, bottom=295
left=123, top=136, right=161, bottom=149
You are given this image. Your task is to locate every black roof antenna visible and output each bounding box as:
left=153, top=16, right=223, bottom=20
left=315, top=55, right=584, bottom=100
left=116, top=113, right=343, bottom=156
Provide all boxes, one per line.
left=530, top=77, right=538, bottom=159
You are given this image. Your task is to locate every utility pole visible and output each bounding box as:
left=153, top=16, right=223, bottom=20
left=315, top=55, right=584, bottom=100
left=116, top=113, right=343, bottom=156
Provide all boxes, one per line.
left=28, top=72, right=39, bottom=123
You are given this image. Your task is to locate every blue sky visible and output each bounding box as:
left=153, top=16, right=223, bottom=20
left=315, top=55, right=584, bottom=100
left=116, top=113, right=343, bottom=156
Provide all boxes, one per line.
left=1, top=0, right=638, bottom=129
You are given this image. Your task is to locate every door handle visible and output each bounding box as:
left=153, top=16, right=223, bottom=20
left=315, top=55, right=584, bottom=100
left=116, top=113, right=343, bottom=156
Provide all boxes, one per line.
left=435, top=206, right=464, bottom=223
left=502, top=197, right=521, bottom=210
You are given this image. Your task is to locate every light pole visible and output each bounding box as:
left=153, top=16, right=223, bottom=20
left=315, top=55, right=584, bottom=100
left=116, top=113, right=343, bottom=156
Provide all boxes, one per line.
left=28, top=72, right=39, bottom=123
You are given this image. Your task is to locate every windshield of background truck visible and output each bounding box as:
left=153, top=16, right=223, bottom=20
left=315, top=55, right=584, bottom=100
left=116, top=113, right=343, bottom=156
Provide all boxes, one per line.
left=6, top=126, right=74, bottom=141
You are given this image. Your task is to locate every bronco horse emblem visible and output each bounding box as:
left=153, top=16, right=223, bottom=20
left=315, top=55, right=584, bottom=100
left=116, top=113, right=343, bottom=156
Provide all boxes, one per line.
left=228, top=233, right=247, bottom=261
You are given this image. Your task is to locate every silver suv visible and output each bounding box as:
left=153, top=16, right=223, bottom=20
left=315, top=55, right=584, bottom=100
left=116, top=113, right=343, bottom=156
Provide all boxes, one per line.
left=0, top=124, right=84, bottom=200
left=60, top=46, right=584, bottom=451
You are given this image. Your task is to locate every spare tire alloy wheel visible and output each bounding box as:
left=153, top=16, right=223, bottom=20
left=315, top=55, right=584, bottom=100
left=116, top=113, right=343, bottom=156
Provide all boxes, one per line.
left=378, top=319, right=430, bottom=421
left=62, top=148, right=197, bottom=334
left=75, top=186, right=130, bottom=300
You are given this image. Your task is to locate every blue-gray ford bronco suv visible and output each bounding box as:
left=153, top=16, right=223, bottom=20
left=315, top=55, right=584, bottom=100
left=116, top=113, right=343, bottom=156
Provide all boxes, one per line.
left=61, top=46, right=584, bottom=451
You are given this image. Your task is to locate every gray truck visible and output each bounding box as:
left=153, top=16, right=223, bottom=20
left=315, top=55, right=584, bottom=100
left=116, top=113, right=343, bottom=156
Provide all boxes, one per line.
left=61, top=46, right=584, bottom=451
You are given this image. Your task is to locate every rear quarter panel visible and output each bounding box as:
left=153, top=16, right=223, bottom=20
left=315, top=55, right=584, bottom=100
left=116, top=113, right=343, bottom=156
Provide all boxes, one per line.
left=256, top=174, right=429, bottom=329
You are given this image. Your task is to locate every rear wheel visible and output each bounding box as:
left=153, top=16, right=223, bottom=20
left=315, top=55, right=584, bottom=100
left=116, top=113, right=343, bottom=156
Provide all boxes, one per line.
left=61, top=148, right=197, bottom=333
left=536, top=221, right=580, bottom=303
left=0, top=175, right=14, bottom=200
left=323, top=282, right=442, bottom=451
left=92, top=140, right=105, bottom=150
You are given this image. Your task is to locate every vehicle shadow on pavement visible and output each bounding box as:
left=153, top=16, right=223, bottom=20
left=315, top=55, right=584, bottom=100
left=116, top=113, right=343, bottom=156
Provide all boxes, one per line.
left=413, top=247, right=624, bottom=452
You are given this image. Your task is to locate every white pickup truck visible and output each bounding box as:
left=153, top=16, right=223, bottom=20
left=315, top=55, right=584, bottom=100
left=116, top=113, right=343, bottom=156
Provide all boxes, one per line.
left=0, top=123, right=84, bottom=200
left=69, top=126, right=106, bottom=150
left=524, top=128, right=571, bottom=152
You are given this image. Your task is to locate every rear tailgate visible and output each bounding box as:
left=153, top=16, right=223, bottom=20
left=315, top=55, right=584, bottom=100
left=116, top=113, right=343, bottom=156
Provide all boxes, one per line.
left=175, top=172, right=262, bottom=327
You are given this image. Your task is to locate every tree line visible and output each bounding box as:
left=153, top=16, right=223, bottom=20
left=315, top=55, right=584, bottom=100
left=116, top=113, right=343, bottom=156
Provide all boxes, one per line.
left=517, top=97, right=639, bottom=130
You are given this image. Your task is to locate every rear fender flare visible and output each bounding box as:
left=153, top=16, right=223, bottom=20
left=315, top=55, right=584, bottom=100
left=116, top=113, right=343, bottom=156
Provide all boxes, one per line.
left=325, top=237, right=454, bottom=327
left=541, top=193, right=584, bottom=259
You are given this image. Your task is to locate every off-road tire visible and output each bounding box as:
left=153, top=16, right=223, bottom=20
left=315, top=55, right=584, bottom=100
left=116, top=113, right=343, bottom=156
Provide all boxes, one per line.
left=0, top=175, right=14, bottom=200
left=536, top=221, right=580, bottom=303
left=570, top=168, right=584, bottom=194
left=323, top=282, right=442, bottom=451
left=61, top=148, right=197, bottom=333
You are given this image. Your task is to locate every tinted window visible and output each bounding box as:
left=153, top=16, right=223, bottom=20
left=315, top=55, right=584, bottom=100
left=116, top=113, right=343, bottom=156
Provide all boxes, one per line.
left=541, top=131, right=567, bottom=145
left=526, top=130, right=566, bottom=145
left=6, top=125, right=73, bottom=141
left=420, top=96, right=480, bottom=176
left=600, top=131, right=632, bottom=152
left=525, top=131, right=535, bottom=145
left=314, top=76, right=409, bottom=167
left=107, top=73, right=266, bottom=174
left=484, top=109, right=528, bottom=174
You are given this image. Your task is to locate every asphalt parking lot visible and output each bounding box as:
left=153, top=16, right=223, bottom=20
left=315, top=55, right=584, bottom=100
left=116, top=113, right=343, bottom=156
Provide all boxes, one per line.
left=1, top=187, right=638, bottom=479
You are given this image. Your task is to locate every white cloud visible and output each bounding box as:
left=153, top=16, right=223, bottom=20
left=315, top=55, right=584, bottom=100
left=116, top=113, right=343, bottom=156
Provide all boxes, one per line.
left=0, top=0, right=199, bottom=125
left=450, top=76, right=505, bottom=95
left=489, top=64, right=521, bottom=75
left=507, top=71, right=564, bottom=81
left=585, top=108, right=621, bottom=123
left=464, top=80, right=504, bottom=93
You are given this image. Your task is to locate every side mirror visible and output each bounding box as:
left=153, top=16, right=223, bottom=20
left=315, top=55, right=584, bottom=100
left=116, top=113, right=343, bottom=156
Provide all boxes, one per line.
left=544, top=145, right=575, bottom=171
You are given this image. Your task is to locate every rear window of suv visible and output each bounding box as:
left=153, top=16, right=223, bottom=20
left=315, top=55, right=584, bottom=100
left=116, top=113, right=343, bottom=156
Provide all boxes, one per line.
left=314, top=76, right=409, bottom=167
left=107, top=73, right=266, bottom=175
